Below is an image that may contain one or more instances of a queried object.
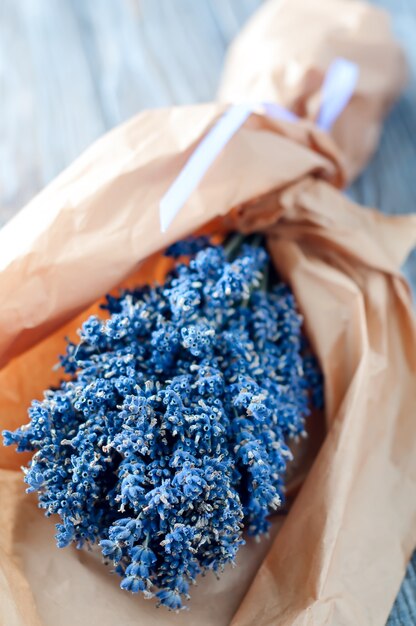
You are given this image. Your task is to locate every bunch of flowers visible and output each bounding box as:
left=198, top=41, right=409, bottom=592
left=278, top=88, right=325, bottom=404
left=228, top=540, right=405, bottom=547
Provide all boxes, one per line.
left=3, top=235, right=323, bottom=611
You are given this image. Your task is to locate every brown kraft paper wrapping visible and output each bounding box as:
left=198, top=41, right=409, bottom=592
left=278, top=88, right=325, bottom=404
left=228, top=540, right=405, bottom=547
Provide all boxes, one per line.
left=0, top=0, right=414, bottom=625
left=219, top=0, right=407, bottom=183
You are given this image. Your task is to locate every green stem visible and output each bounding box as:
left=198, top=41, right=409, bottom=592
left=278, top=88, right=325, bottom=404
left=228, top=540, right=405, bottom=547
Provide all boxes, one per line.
left=261, top=260, right=269, bottom=292
left=223, top=232, right=245, bottom=260
left=249, top=234, right=263, bottom=249
left=223, top=232, right=265, bottom=260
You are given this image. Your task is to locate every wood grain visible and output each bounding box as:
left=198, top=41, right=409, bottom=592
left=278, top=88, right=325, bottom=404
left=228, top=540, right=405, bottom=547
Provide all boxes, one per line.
left=0, top=0, right=415, bottom=623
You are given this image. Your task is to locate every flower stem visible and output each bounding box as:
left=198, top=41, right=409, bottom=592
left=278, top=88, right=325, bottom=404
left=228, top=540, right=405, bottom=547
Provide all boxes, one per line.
left=249, top=234, right=263, bottom=249
left=223, top=233, right=245, bottom=260
left=261, top=261, right=270, bottom=292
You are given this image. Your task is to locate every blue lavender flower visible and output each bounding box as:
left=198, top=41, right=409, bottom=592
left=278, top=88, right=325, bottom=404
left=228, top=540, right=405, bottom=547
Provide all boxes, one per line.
left=156, top=589, right=182, bottom=611
left=165, top=236, right=211, bottom=259
left=3, top=235, right=323, bottom=611
left=121, top=576, right=147, bottom=593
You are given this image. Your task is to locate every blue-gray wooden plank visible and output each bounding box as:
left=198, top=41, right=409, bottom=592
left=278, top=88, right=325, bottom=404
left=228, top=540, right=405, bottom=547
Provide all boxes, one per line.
left=0, top=0, right=415, bottom=623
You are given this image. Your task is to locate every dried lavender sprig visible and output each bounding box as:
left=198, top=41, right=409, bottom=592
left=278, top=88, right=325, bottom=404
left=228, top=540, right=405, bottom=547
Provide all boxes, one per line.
left=3, top=237, right=323, bottom=611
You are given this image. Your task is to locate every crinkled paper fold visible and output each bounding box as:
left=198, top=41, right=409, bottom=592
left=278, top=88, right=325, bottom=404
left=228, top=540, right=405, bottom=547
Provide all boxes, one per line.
left=0, top=0, right=415, bottom=625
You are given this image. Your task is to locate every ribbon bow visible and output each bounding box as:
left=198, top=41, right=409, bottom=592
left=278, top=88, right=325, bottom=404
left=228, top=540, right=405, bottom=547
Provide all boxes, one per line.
left=160, top=58, right=359, bottom=233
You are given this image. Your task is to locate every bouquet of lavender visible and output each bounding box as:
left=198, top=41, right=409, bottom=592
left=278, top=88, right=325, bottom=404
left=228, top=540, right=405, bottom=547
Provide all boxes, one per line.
left=3, top=235, right=323, bottom=611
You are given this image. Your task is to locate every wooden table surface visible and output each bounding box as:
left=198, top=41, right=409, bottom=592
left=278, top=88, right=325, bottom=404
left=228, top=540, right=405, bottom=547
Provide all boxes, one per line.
left=1, top=0, right=415, bottom=623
